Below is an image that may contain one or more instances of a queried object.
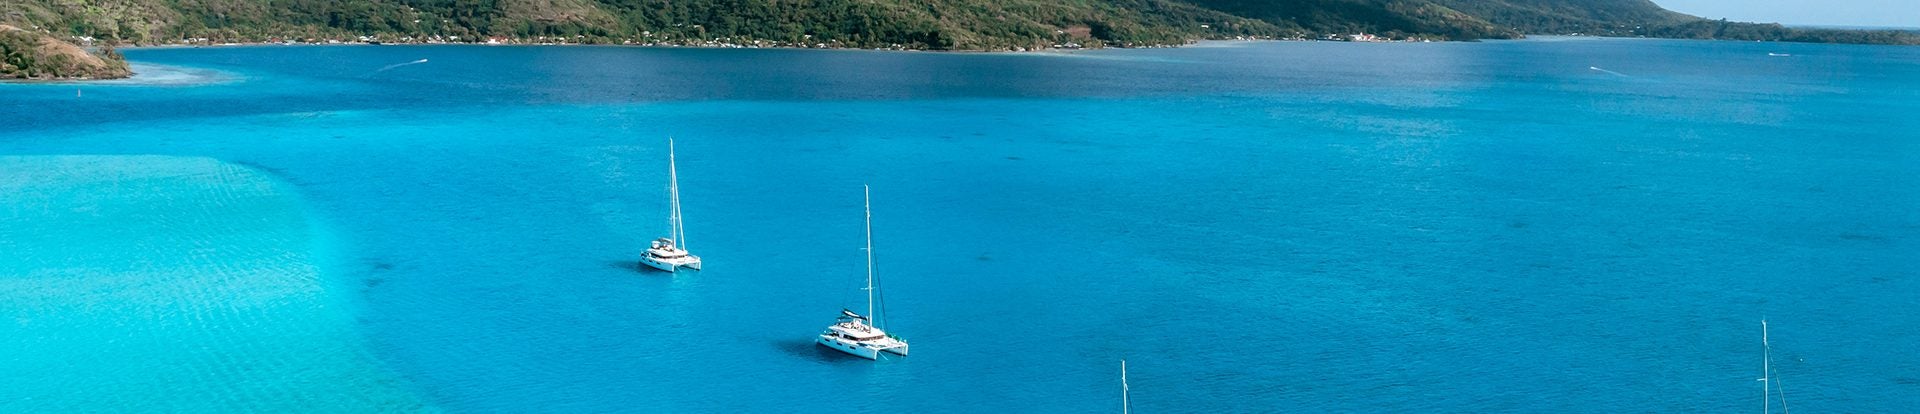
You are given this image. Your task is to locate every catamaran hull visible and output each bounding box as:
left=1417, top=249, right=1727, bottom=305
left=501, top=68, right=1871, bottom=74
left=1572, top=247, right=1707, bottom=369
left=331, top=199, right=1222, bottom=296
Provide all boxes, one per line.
left=639, top=256, right=701, bottom=272
left=816, top=336, right=881, bottom=360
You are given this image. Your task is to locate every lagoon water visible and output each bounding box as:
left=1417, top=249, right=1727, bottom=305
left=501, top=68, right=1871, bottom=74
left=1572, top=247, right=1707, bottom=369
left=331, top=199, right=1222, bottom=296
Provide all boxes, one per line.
left=2, top=39, right=1917, bottom=412
left=0, top=155, right=428, bottom=411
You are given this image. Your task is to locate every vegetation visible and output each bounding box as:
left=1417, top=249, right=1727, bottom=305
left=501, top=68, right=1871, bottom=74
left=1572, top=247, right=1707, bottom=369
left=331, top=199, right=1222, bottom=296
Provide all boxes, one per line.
left=1432, top=0, right=1920, bottom=45
left=0, top=0, right=1914, bottom=51
left=1185, top=0, right=1514, bottom=40
left=1, top=24, right=132, bottom=80
left=1638, top=20, right=1920, bottom=45
left=0, top=0, right=1280, bottom=50
left=1192, top=0, right=1919, bottom=44
left=1429, top=0, right=1691, bottom=35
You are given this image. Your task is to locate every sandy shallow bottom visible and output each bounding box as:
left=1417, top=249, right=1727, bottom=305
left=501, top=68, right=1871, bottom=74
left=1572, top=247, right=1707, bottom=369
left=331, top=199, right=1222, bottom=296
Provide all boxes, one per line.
left=105, top=63, right=235, bottom=85
left=0, top=155, right=430, bottom=412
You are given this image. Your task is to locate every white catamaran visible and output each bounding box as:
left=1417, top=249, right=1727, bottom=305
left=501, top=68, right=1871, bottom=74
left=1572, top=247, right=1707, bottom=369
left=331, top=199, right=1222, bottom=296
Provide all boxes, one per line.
left=815, top=186, right=909, bottom=360
left=1759, top=319, right=1791, bottom=414
left=639, top=139, right=701, bottom=272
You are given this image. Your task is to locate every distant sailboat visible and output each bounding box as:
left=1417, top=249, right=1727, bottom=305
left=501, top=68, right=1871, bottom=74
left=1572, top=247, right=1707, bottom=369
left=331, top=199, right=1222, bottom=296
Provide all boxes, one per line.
left=638, top=138, right=701, bottom=272
left=1759, top=319, right=1791, bottom=414
left=815, top=185, right=909, bottom=360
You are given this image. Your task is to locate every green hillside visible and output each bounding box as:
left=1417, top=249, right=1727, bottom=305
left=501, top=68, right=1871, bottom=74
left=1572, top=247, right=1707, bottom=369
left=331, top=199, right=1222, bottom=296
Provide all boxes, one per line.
left=0, top=0, right=1914, bottom=50
left=1434, top=0, right=1917, bottom=44
left=2, top=24, right=132, bottom=79
left=1181, top=0, right=1513, bottom=39
left=1188, top=0, right=1919, bottom=44
left=0, top=0, right=1281, bottom=50
left=1429, top=0, right=1691, bottom=33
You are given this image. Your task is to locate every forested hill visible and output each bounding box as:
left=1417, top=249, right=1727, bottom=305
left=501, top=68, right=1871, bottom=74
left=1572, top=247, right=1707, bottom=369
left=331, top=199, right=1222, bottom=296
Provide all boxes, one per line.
left=0, top=0, right=1282, bottom=50
left=1, top=0, right=1914, bottom=51
left=1429, top=0, right=1918, bottom=44
left=1190, top=0, right=1918, bottom=45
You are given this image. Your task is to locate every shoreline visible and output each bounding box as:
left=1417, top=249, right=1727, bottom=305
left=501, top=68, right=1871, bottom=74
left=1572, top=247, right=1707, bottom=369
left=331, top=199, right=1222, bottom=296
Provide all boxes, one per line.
left=26, top=34, right=1889, bottom=85
left=109, top=29, right=1477, bottom=54
left=101, top=31, right=1920, bottom=54
left=116, top=37, right=1272, bottom=53
left=0, top=62, right=232, bottom=86
left=110, top=34, right=1456, bottom=54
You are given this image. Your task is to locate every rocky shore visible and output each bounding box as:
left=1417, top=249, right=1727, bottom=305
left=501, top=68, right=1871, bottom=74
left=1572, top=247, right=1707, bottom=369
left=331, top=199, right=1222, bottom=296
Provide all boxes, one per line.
left=1, top=25, right=132, bottom=80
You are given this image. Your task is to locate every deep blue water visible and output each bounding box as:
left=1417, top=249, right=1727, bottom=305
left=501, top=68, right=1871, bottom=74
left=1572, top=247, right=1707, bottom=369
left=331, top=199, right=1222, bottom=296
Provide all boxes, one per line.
left=3, top=39, right=1918, bottom=412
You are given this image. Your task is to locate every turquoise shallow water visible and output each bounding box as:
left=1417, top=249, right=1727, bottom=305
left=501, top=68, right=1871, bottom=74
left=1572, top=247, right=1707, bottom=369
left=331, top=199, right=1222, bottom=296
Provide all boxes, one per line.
left=2, top=39, right=1917, bottom=412
left=0, top=155, right=427, bottom=411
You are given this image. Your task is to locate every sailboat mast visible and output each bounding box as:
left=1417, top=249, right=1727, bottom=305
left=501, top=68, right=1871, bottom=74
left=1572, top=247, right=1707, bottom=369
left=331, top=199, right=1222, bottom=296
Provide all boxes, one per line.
left=864, top=185, right=875, bottom=326
left=1121, top=360, right=1131, bottom=414
left=669, top=138, right=684, bottom=249
left=1761, top=319, right=1769, bottom=414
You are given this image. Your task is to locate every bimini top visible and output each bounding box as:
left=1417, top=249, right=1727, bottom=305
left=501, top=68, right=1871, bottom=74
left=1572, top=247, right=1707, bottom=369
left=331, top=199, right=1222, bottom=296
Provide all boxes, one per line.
left=648, top=238, right=691, bottom=258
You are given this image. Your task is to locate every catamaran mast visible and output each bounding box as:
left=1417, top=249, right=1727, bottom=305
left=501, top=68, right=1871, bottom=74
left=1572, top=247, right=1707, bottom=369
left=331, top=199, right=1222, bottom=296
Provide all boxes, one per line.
left=864, top=185, right=875, bottom=327
left=1121, top=360, right=1131, bottom=414
left=1759, top=319, right=1790, bottom=414
left=669, top=138, right=685, bottom=249
left=1761, top=319, right=1769, bottom=414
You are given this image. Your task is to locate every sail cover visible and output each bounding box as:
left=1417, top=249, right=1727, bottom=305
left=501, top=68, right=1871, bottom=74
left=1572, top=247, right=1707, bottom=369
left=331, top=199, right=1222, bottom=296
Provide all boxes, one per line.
left=841, top=309, right=869, bottom=320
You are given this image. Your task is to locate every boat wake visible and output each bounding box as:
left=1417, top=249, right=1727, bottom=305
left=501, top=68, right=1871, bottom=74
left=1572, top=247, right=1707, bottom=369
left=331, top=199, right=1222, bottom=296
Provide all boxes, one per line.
left=1588, top=66, right=1630, bottom=77
left=376, top=58, right=429, bottom=72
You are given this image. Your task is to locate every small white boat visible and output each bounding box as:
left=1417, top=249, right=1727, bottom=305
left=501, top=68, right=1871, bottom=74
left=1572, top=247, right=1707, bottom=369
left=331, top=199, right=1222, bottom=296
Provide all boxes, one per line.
left=816, top=186, right=908, bottom=360
left=639, top=139, right=701, bottom=272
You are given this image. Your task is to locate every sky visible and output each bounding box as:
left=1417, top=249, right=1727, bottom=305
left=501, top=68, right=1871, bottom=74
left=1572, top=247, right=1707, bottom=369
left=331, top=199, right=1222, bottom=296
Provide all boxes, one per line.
left=1655, top=0, right=1920, bottom=28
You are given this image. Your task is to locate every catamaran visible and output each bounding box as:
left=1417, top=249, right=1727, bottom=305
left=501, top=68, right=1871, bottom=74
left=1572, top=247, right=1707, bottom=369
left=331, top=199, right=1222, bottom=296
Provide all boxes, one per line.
left=1759, top=319, right=1791, bottom=414
left=639, top=139, right=701, bottom=272
left=815, top=186, right=909, bottom=360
